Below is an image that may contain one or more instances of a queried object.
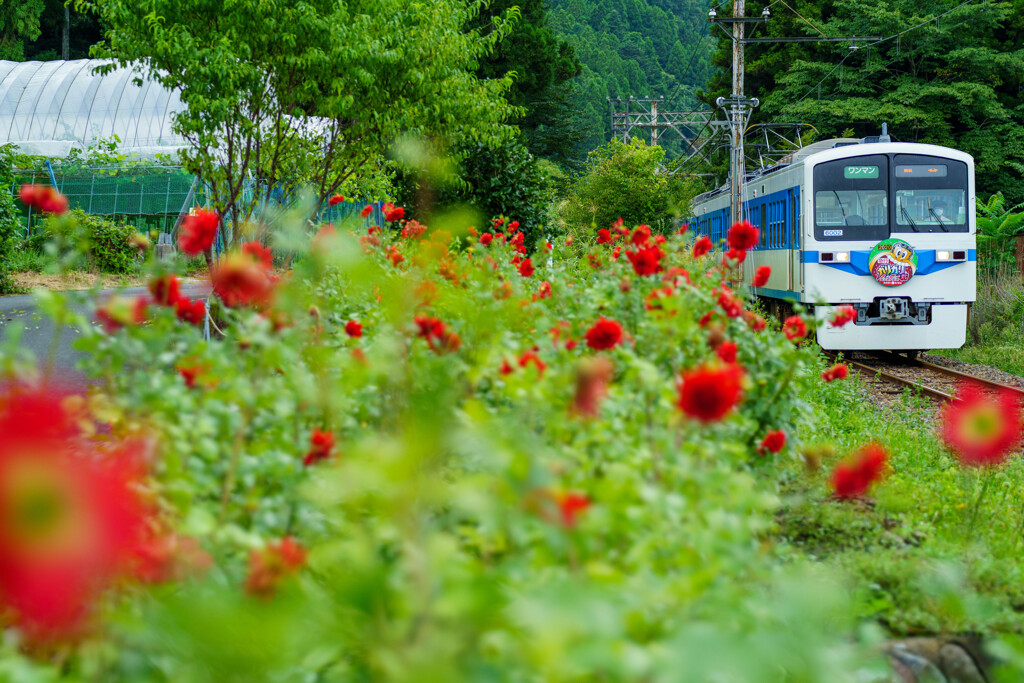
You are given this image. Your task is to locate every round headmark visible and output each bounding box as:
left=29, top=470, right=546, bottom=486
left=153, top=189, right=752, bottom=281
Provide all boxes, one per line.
left=869, top=239, right=917, bottom=287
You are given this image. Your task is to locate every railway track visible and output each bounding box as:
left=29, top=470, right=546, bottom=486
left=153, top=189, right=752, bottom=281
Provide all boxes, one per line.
left=827, top=351, right=1024, bottom=404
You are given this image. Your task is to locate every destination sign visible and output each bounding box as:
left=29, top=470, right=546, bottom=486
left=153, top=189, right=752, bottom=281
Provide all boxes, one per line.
left=896, top=165, right=947, bottom=177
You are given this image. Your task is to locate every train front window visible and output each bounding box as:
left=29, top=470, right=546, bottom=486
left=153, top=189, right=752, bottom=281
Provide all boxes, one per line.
left=815, top=190, right=888, bottom=226
left=892, top=154, right=969, bottom=233
left=812, top=154, right=889, bottom=241
left=895, top=189, right=967, bottom=229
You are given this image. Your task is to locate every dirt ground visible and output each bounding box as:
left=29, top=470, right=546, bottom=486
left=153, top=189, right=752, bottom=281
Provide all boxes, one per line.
left=11, top=271, right=148, bottom=291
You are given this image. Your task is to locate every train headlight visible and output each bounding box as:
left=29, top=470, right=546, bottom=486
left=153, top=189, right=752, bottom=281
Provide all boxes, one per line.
left=835, top=251, right=850, bottom=262
left=937, top=250, right=951, bottom=261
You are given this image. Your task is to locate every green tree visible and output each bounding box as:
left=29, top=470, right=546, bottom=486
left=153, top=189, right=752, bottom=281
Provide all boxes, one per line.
left=703, top=0, right=1024, bottom=203
left=76, top=0, right=519, bottom=252
left=0, top=0, right=45, bottom=60
left=561, top=137, right=697, bottom=234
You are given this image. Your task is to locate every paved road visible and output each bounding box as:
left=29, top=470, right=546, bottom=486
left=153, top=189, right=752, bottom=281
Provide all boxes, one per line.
left=0, top=283, right=210, bottom=389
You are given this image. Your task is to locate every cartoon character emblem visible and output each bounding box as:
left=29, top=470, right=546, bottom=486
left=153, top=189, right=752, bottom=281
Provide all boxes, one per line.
left=869, top=239, right=917, bottom=287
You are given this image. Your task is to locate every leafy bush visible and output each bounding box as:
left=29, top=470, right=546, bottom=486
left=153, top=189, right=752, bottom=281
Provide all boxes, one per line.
left=0, top=189, right=21, bottom=294
left=976, top=192, right=1024, bottom=273
left=42, top=209, right=141, bottom=274
left=561, top=137, right=700, bottom=235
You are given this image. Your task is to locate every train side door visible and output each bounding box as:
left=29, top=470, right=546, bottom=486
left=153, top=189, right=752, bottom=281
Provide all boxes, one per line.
left=788, top=188, right=800, bottom=293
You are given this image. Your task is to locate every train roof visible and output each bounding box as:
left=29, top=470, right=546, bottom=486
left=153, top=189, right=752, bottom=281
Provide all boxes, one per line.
left=692, top=137, right=972, bottom=206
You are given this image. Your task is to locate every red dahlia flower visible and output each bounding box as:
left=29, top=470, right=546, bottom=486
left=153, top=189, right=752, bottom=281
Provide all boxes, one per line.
left=387, top=246, right=404, bottom=267
left=479, top=233, right=493, bottom=246
left=328, top=194, right=345, bottom=206
left=821, top=363, right=850, bottom=382
left=744, top=311, right=767, bottom=332
left=728, top=220, right=759, bottom=251
left=693, top=236, right=712, bottom=257
left=241, top=241, right=273, bottom=269
left=177, top=209, right=220, bottom=256
left=783, top=315, right=808, bottom=341
left=631, top=224, right=652, bottom=246
left=244, top=537, right=307, bottom=598
left=939, top=383, right=1023, bottom=467
left=758, top=429, right=786, bottom=454
left=676, top=362, right=745, bottom=423
left=148, top=274, right=182, bottom=307
left=716, top=340, right=738, bottom=363
left=96, top=296, right=148, bottom=333
left=19, top=184, right=69, bottom=215
left=753, top=265, right=771, bottom=288
left=303, top=430, right=335, bottom=467
left=361, top=204, right=373, bottom=218
left=717, top=288, right=744, bottom=318
left=677, top=223, right=690, bottom=235
left=518, top=259, right=535, bottom=277
left=556, top=491, right=591, bottom=528
left=383, top=204, right=405, bottom=222
left=175, top=297, right=206, bottom=326
left=584, top=317, right=624, bottom=350
left=724, top=247, right=747, bottom=264
left=831, top=305, right=858, bottom=328
left=345, top=320, right=363, bottom=338
left=414, top=315, right=461, bottom=354
left=831, top=442, right=888, bottom=498
left=518, top=349, right=547, bottom=377
left=508, top=221, right=520, bottom=232
left=626, top=245, right=665, bottom=276
left=535, top=281, right=552, bottom=300
left=597, top=228, right=612, bottom=244
left=0, top=387, right=152, bottom=642
left=211, top=252, right=275, bottom=308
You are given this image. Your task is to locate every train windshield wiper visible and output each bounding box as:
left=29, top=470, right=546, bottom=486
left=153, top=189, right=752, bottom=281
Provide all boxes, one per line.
left=900, top=205, right=920, bottom=232
left=927, top=207, right=950, bottom=232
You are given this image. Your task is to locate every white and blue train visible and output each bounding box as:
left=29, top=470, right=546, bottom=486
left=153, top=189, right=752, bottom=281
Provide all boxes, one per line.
left=691, top=133, right=976, bottom=352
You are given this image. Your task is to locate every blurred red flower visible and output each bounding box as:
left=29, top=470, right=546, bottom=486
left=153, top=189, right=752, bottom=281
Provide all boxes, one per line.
left=626, top=245, right=665, bottom=276
left=328, top=194, right=345, bottom=206
left=345, top=320, right=363, bottom=338
left=556, top=491, right=591, bottom=528
left=479, top=233, right=493, bottom=246
left=175, top=297, right=206, bottom=326
left=0, top=387, right=152, bottom=642
left=584, top=317, right=623, bottom=350
left=676, top=363, right=745, bottom=423
left=571, top=357, right=613, bottom=418
left=692, top=236, right=712, bottom=257
left=303, top=430, right=335, bottom=467
left=831, top=442, right=888, bottom=498
left=821, top=363, right=849, bottom=382
left=518, top=349, right=547, bottom=377
left=535, top=281, right=552, bottom=300
left=500, top=358, right=514, bottom=375
left=724, top=247, right=747, bottom=264
left=716, top=340, right=738, bottom=363
left=717, top=288, right=743, bottom=318
left=387, top=246, right=404, bottom=267
left=753, top=265, right=771, bottom=287
left=177, top=209, right=220, bottom=256
left=96, top=295, right=148, bottom=333
left=212, top=252, right=275, bottom=308
left=361, top=204, right=373, bottom=218
left=518, top=259, right=535, bottom=277
left=19, top=184, right=69, bottom=215
left=383, top=203, right=405, bottom=222
left=758, top=429, right=786, bottom=454
left=148, top=274, right=182, bottom=307
left=677, top=223, right=690, bottom=235
left=508, top=221, right=520, bottom=232
left=597, top=229, right=612, bottom=244
left=244, top=537, right=307, bottom=598
left=414, top=315, right=461, bottom=354
left=939, top=383, right=1023, bottom=467
left=728, top=220, right=759, bottom=251
left=831, top=305, right=857, bottom=328
left=630, top=224, right=651, bottom=246
left=744, top=310, right=767, bottom=332
left=783, top=315, right=807, bottom=341
left=241, top=241, right=273, bottom=269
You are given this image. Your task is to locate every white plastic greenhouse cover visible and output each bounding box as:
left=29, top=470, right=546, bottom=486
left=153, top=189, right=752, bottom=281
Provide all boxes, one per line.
left=0, top=59, right=186, bottom=157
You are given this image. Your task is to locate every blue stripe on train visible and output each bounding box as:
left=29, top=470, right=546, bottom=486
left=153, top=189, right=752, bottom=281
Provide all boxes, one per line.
left=802, top=249, right=975, bottom=275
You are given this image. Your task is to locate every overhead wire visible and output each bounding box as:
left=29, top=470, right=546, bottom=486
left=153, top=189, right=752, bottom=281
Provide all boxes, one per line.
left=776, top=0, right=981, bottom=116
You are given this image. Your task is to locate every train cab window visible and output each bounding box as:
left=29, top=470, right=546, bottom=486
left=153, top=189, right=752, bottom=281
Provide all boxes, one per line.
left=813, top=155, right=889, bottom=241
left=892, top=155, right=968, bottom=233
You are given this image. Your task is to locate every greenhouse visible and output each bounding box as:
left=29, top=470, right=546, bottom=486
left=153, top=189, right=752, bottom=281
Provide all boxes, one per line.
left=0, top=59, right=194, bottom=235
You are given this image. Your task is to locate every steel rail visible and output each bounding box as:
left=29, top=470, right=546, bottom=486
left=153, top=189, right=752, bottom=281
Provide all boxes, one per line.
left=843, top=358, right=954, bottom=403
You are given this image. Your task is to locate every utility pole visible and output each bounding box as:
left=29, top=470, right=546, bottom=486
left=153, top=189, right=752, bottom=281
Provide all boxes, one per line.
left=62, top=7, right=70, bottom=60
left=709, top=6, right=878, bottom=226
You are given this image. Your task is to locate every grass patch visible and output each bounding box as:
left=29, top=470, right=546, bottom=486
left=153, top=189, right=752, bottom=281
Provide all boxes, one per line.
left=782, top=354, right=1024, bottom=637
left=935, top=267, right=1024, bottom=375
